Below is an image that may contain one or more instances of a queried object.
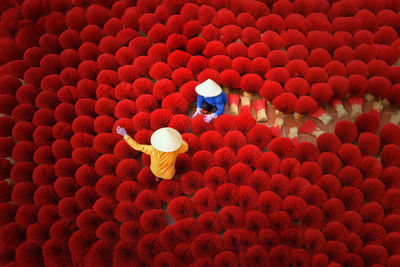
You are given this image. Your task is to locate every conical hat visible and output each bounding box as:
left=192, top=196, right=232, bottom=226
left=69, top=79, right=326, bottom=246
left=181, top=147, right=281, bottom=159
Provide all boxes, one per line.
left=150, top=127, right=183, bottom=152
left=195, top=79, right=222, bottom=97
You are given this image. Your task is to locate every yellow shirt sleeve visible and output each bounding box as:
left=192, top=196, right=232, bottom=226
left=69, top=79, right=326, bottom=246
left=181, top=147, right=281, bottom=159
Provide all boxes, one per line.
left=123, top=135, right=154, bottom=155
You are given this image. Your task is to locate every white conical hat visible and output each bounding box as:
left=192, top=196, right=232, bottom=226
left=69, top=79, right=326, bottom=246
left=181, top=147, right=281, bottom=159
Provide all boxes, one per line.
left=150, top=127, right=183, bottom=152
left=195, top=79, right=222, bottom=97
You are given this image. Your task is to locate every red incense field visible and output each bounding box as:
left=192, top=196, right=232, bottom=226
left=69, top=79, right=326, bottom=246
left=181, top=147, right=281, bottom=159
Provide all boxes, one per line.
left=1, top=0, right=400, bottom=266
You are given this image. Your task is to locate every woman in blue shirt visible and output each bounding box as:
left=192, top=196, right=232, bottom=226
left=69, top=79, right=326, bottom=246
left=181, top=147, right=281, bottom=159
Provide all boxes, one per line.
left=192, top=79, right=228, bottom=123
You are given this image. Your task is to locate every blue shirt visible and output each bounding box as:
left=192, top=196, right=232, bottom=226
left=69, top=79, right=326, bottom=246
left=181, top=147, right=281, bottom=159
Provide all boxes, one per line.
left=197, top=91, right=227, bottom=116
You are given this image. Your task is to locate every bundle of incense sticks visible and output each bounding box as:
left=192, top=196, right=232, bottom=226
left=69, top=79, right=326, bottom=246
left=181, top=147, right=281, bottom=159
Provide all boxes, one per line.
left=252, top=98, right=268, bottom=122
left=271, top=117, right=284, bottom=137
left=331, top=98, right=348, bottom=118
left=365, top=92, right=374, bottom=102
left=228, top=94, right=240, bottom=115
left=371, top=99, right=390, bottom=118
left=240, top=92, right=252, bottom=114
left=224, top=87, right=240, bottom=116
left=299, top=120, right=325, bottom=138
left=309, top=106, right=333, bottom=125
left=275, top=109, right=283, bottom=116
left=347, top=96, right=364, bottom=118
left=390, top=110, right=400, bottom=125
left=288, top=127, right=299, bottom=145
left=293, top=112, right=303, bottom=119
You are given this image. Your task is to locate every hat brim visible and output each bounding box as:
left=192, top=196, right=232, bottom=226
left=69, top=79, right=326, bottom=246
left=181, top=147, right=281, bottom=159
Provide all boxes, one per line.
left=195, top=79, right=222, bottom=97
left=150, top=128, right=183, bottom=152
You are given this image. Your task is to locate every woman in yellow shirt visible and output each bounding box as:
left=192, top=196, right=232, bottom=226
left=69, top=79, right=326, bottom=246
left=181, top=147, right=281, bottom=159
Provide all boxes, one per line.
left=116, top=126, right=188, bottom=181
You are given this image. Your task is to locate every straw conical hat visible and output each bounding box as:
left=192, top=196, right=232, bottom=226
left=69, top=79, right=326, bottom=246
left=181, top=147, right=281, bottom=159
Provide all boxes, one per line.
left=150, top=127, right=183, bottom=152
left=195, top=79, right=222, bottom=97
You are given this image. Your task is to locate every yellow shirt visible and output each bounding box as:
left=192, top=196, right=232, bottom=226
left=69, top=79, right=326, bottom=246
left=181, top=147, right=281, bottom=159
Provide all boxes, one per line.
left=123, top=135, right=188, bottom=179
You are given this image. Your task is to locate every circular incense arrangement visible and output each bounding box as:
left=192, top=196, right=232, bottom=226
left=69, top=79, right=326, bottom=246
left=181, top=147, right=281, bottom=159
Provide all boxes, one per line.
left=1, top=0, right=400, bottom=266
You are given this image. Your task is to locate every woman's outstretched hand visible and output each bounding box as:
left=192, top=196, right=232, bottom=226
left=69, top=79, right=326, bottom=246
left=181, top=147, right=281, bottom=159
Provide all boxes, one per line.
left=192, top=107, right=202, bottom=118
left=204, top=113, right=217, bottom=123
left=116, top=126, right=127, bottom=136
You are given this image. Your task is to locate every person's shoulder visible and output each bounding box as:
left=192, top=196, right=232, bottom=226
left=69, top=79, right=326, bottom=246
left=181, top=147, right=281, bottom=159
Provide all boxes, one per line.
left=218, top=91, right=228, bottom=101
left=178, top=140, right=189, bottom=153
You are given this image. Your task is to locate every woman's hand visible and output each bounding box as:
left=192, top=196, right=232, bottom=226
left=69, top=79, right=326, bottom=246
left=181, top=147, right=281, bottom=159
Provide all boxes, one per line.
left=204, top=113, right=217, bottom=123
left=116, top=126, right=127, bottom=136
left=192, top=107, right=203, bottom=118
